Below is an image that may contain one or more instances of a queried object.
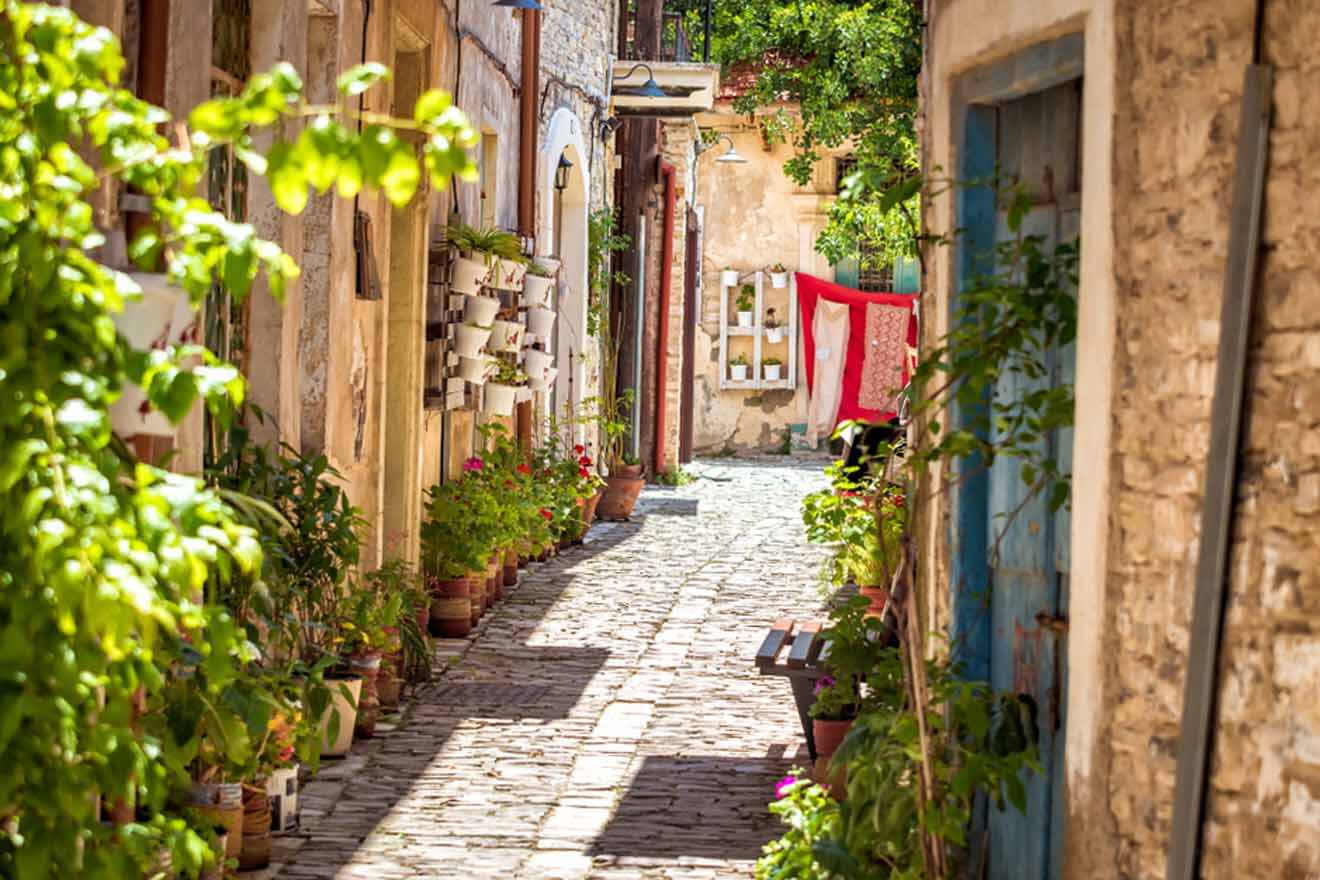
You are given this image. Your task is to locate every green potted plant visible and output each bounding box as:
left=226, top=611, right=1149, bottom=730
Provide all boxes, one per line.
left=736, top=283, right=756, bottom=328
left=765, top=307, right=786, bottom=344
left=730, top=352, right=751, bottom=382
left=484, top=357, right=528, bottom=416
left=809, top=673, right=860, bottom=760
left=523, top=261, right=557, bottom=309
left=721, top=265, right=740, bottom=287
left=769, top=262, right=790, bottom=288
left=763, top=356, right=784, bottom=382
left=447, top=223, right=525, bottom=313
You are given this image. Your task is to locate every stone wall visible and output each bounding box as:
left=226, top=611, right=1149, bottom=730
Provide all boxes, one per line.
left=1109, top=1, right=1320, bottom=876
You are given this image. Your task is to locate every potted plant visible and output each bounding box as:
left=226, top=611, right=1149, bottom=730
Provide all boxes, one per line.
left=721, top=265, right=740, bottom=287
left=530, top=365, right=558, bottom=392
left=809, top=673, right=859, bottom=760
left=764, top=307, right=786, bottom=344
left=459, top=353, right=495, bottom=385
left=447, top=223, right=525, bottom=293
left=525, top=347, right=556, bottom=386
left=484, top=358, right=527, bottom=416
left=490, top=317, right=525, bottom=353
left=455, top=321, right=492, bottom=358
left=463, top=291, right=501, bottom=326
left=523, top=262, right=557, bottom=309
left=763, top=356, right=784, bottom=382
left=736, top=284, right=756, bottom=328
left=769, top=262, right=790, bottom=288
left=729, top=353, right=751, bottom=381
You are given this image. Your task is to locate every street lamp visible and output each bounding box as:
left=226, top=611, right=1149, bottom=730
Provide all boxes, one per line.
left=555, top=154, right=573, bottom=192
left=614, top=63, right=667, bottom=99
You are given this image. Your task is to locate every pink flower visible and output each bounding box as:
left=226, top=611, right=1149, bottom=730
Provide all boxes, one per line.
left=774, top=776, right=799, bottom=800
left=463, top=457, right=484, bottom=472
left=814, top=674, right=835, bottom=695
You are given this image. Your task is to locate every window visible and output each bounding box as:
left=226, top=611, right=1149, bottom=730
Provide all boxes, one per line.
left=479, top=132, right=498, bottom=229
left=835, top=157, right=857, bottom=193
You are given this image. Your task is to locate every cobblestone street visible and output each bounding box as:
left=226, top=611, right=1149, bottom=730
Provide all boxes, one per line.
left=266, top=459, right=830, bottom=879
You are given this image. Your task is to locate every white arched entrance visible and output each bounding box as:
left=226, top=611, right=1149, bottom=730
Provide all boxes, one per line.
left=538, top=108, right=590, bottom=444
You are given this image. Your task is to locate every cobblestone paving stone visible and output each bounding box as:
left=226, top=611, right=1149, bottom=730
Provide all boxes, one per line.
left=262, top=458, right=831, bottom=880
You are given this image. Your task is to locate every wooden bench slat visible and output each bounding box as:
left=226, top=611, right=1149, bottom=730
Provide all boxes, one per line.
left=755, top=618, right=795, bottom=668
left=786, top=620, right=822, bottom=669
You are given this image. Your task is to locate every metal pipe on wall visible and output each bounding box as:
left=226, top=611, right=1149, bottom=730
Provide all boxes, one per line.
left=653, top=159, right=676, bottom=477
left=631, top=211, right=647, bottom=462
left=518, top=5, right=541, bottom=238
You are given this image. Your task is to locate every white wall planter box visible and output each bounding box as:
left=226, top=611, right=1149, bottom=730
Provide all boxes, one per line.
left=490, top=319, right=524, bottom=353
left=526, top=306, right=556, bottom=337
left=454, top=324, right=492, bottom=357
left=483, top=382, right=518, bottom=415
left=110, top=274, right=198, bottom=437
left=464, top=294, right=500, bottom=326
left=718, top=270, right=799, bottom=392
left=522, top=274, right=555, bottom=308
left=450, top=256, right=490, bottom=294
left=458, top=355, right=494, bottom=385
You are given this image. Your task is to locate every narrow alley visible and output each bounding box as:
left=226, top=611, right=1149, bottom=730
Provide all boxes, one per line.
left=268, top=461, right=829, bottom=879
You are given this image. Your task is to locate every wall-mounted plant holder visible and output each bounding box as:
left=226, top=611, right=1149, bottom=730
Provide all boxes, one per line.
left=718, top=269, right=798, bottom=392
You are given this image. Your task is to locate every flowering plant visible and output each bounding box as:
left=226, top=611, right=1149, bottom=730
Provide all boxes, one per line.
left=809, top=673, right=860, bottom=721
left=802, top=459, right=906, bottom=590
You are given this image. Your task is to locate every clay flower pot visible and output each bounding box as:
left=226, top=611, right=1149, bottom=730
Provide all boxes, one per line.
left=450, top=257, right=491, bottom=294
left=487, top=558, right=502, bottom=602
left=859, top=585, right=889, bottom=618
left=812, top=718, right=855, bottom=759
left=467, top=573, right=486, bottom=626
left=431, top=578, right=473, bottom=638
left=599, top=465, right=644, bottom=521
left=350, top=653, right=382, bottom=739
left=583, top=489, right=604, bottom=527
left=502, top=548, right=519, bottom=588
left=319, top=675, right=363, bottom=757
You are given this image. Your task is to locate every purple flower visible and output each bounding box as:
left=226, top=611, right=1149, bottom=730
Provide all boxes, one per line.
left=774, top=776, right=800, bottom=800
left=814, top=674, right=836, bottom=695
left=463, top=457, right=484, bottom=473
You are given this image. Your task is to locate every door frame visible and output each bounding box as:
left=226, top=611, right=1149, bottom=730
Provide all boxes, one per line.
left=947, top=32, right=1085, bottom=877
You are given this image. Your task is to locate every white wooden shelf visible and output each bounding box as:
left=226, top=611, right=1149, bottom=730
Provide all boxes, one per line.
left=718, top=270, right=799, bottom=391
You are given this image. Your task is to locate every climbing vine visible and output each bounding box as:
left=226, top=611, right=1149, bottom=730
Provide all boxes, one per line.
left=0, top=3, right=474, bottom=875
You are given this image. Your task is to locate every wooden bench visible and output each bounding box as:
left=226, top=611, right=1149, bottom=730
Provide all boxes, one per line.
left=755, top=618, right=832, bottom=760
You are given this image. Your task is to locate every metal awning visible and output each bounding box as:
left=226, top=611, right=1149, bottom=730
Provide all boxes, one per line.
left=611, top=61, right=719, bottom=118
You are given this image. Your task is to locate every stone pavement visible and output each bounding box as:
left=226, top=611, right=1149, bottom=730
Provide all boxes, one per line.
left=263, top=457, right=831, bottom=880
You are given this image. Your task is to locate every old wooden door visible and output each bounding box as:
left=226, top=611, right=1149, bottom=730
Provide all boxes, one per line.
left=983, top=79, right=1080, bottom=880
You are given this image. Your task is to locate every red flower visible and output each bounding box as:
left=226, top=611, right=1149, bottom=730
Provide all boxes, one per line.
left=516, top=463, right=531, bottom=475
left=574, top=444, right=585, bottom=455
left=505, top=479, right=515, bottom=489
left=579, top=455, right=593, bottom=467
left=578, top=467, right=591, bottom=479
left=893, top=494, right=906, bottom=508
left=540, top=508, right=553, bottom=520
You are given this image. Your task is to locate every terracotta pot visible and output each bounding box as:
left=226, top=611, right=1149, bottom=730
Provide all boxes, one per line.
left=468, top=573, right=486, bottom=625
left=503, top=548, right=519, bottom=587
left=487, top=558, right=502, bottom=602
left=812, top=718, right=855, bottom=759
left=598, top=474, right=644, bottom=521
left=376, top=654, right=403, bottom=708
left=414, top=602, right=429, bottom=631
left=813, top=754, right=848, bottom=801
left=319, top=676, right=363, bottom=757
left=350, top=654, right=382, bottom=739
left=859, top=586, right=889, bottom=618
left=582, top=489, right=604, bottom=527
left=432, top=578, right=473, bottom=638
left=191, top=783, right=244, bottom=861
left=239, top=784, right=272, bottom=870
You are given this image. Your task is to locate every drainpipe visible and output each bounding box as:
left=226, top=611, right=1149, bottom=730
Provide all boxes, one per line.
left=518, top=6, right=541, bottom=238
left=653, top=159, right=677, bottom=477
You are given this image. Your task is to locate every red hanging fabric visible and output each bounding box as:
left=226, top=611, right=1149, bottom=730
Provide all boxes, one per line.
left=796, top=272, right=918, bottom=429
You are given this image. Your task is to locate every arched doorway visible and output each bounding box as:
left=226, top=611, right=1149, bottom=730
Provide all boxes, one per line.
left=539, top=109, right=590, bottom=445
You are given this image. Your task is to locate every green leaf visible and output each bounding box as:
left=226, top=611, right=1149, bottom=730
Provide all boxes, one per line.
left=414, top=89, right=452, bottom=125
left=267, top=141, right=308, bottom=215
left=337, top=62, right=390, bottom=97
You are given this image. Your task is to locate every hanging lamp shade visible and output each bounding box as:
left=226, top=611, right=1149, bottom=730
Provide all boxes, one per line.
left=494, top=0, right=543, bottom=8
left=713, top=134, right=748, bottom=164
left=615, top=63, right=667, bottom=99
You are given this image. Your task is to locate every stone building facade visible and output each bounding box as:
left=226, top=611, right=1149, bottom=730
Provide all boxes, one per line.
left=920, top=1, right=1320, bottom=877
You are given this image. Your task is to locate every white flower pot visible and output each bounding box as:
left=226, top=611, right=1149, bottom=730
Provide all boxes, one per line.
left=490, top=258, right=526, bottom=290
left=764, top=364, right=783, bottom=382
left=464, top=294, right=501, bottom=326
left=730, top=364, right=749, bottom=382
left=483, top=382, right=518, bottom=416
left=454, top=323, right=492, bottom=357
left=765, top=326, right=785, bottom=344
left=450, top=256, right=491, bottom=294
left=522, top=274, right=555, bottom=309
left=111, top=274, right=198, bottom=438
left=771, top=271, right=789, bottom=289
left=524, top=349, right=556, bottom=384
left=490, top=319, right=524, bottom=353
left=530, top=366, right=558, bottom=392
left=319, top=677, right=362, bottom=758
left=737, top=310, right=754, bottom=328
left=721, top=269, right=739, bottom=287
left=459, top=355, right=494, bottom=385
left=526, top=306, right=557, bottom=338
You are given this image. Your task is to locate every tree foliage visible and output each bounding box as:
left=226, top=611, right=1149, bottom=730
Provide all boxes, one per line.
left=0, top=3, right=473, bottom=875
left=704, top=0, right=923, bottom=268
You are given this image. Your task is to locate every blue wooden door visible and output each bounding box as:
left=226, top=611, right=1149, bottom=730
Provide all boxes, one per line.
left=982, top=80, right=1080, bottom=880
